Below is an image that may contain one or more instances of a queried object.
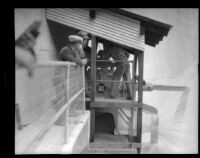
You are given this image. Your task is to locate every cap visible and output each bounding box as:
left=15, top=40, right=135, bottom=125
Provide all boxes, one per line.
left=68, top=35, right=83, bottom=43
left=78, top=31, right=90, bottom=39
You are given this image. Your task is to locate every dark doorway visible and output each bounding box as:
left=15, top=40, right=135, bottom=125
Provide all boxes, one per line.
left=95, top=112, right=115, bottom=134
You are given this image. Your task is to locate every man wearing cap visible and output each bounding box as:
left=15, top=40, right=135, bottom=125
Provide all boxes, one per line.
left=59, top=35, right=87, bottom=66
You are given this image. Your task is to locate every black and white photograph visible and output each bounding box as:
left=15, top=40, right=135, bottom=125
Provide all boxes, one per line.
left=15, top=8, right=198, bottom=154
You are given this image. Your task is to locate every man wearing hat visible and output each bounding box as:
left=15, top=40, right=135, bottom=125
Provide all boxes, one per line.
left=59, top=35, right=87, bottom=66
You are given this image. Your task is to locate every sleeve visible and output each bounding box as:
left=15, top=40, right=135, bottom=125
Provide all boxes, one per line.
left=59, top=47, right=82, bottom=65
left=59, top=47, right=71, bottom=59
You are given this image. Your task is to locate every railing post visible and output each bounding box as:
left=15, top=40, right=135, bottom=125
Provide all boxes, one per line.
left=64, top=65, right=70, bottom=144
left=82, top=65, right=85, bottom=112
left=90, top=35, right=97, bottom=142
left=136, top=51, right=144, bottom=154
left=129, top=59, right=135, bottom=142
left=91, top=35, right=97, bottom=102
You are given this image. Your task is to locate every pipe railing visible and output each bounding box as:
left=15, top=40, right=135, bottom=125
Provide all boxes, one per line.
left=15, top=61, right=85, bottom=154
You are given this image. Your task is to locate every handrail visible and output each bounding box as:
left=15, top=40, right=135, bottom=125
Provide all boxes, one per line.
left=16, top=61, right=85, bottom=154
left=37, top=61, right=77, bottom=66
left=16, top=61, right=80, bottom=73
left=23, top=88, right=85, bottom=153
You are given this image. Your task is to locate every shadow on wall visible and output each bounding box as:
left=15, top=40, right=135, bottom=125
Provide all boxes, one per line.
left=46, top=19, right=79, bottom=60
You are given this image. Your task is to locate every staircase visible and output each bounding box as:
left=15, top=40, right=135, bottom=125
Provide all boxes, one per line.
left=81, top=133, right=138, bottom=154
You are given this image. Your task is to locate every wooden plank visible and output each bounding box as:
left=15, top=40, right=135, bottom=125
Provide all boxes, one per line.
left=134, top=54, right=137, bottom=77
left=91, top=35, right=97, bottom=102
left=136, top=51, right=144, bottom=154
left=87, top=98, right=157, bottom=114
left=131, top=60, right=135, bottom=101
left=90, top=108, right=95, bottom=142
left=94, top=97, right=135, bottom=103
left=129, top=60, right=135, bottom=138
left=90, top=99, right=139, bottom=109
left=90, top=35, right=96, bottom=143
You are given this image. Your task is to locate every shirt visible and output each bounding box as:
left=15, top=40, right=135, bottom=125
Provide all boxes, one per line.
left=59, top=44, right=85, bottom=61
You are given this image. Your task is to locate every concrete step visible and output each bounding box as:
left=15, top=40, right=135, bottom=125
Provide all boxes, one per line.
left=81, top=132, right=138, bottom=154
left=81, top=147, right=138, bottom=154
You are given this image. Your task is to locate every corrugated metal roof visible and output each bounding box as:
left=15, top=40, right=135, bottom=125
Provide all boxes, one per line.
left=46, top=8, right=145, bottom=51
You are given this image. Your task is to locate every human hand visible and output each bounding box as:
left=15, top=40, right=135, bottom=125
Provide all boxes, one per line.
left=15, top=46, right=36, bottom=77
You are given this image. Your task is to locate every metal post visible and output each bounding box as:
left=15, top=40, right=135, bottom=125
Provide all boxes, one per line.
left=64, top=65, right=70, bottom=144
left=91, top=35, right=97, bottom=102
left=90, top=35, right=97, bottom=142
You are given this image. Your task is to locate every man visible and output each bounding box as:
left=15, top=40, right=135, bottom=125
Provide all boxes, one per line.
left=78, top=31, right=91, bottom=66
left=59, top=35, right=87, bottom=66
left=104, top=43, right=132, bottom=100
left=78, top=31, right=92, bottom=97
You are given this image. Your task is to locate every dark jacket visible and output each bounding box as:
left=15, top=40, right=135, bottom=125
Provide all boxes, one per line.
left=59, top=44, right=85, bottom=65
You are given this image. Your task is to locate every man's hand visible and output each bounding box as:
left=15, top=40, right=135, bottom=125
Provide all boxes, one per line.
left=15, top=46, right=36, bottom=77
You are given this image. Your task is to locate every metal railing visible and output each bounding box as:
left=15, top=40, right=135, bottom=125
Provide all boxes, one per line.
left=15, top=61, right=85, bottom=154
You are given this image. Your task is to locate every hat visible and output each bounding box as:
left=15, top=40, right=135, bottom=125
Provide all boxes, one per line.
left=68, top=35, right=83, bottom=43
left=78, top=31, right=90, bottom=39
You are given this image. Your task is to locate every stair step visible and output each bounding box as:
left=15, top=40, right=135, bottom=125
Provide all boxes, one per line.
left=81, top=148, right=138, bottom=154
left=90, top=142, right=132, bottom=149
